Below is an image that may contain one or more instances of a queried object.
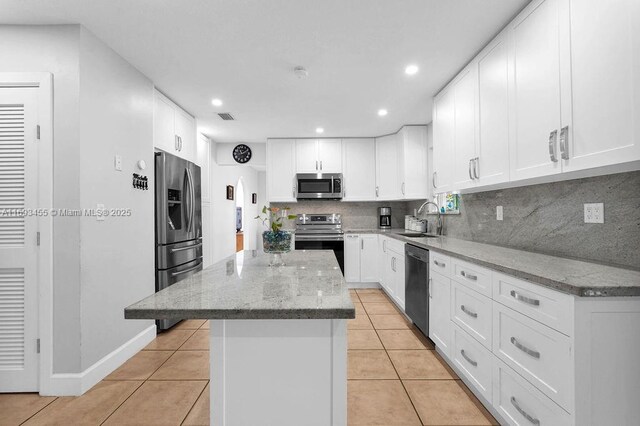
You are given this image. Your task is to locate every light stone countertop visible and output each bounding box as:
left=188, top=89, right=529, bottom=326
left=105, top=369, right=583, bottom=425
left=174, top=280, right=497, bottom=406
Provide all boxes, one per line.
left=345, top=229, right=640, bottom=297
left=125, top=250, right=355, bottom=320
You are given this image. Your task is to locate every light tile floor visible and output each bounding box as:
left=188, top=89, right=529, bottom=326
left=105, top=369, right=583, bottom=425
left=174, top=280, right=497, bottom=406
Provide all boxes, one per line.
left=1, top=291, right=497, bottom=425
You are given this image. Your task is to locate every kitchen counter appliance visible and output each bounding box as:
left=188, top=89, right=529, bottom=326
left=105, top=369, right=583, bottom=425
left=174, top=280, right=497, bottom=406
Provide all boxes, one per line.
left=378, top=206, right=392, bottom=229
left=405, top=244, right=429, bottom=336
left=295, top=173, right=343, bottom=199
left=155, top=151, right=203, bottom=330
left=294, top=213, right=344, bottom=273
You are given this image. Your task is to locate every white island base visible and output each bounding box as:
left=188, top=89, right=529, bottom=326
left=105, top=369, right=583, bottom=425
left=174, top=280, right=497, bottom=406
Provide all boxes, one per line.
left=210, top=318, right=348, bottom=426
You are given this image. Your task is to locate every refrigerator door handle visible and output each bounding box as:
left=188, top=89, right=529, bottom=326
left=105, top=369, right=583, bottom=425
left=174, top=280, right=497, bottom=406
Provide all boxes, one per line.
left=186, top=168, right=195, bottom=233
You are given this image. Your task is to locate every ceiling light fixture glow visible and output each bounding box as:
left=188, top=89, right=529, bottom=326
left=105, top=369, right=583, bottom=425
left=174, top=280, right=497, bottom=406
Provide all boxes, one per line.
left=405, top=64, right=419, bottom=75
left=315, top=127, right=324, bottom=134
left=378, top=109, right=388, bottom=116
left=211, top=98, right=223, bottom=107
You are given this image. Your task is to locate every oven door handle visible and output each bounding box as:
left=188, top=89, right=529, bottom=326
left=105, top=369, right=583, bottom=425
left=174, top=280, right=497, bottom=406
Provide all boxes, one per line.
left=295, top=235, right=344, bottom=241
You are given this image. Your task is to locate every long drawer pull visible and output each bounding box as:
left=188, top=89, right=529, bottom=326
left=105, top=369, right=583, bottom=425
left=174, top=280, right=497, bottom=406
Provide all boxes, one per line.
left=461, top=270, right=478, bottom=281
left=510, top=290, right=540, bottom=306
left=170, top=242, right=203, bottom=253
left=510, top=396, right=540, bottom=425
left=433, top=260, right=446, bottom=267
left=510, top=337, right=540, bottom=359
left=460, top=305, right=478, bottom=318
left=460, top=349, right=477, bottom=367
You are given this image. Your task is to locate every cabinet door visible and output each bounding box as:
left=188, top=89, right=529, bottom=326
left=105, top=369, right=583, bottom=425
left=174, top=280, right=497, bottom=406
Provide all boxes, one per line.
left=295, top=139, right=318, bottom=173
left=477, top=33, right=510, bottom=186
left=342, top=138, right=376, bottom=201
left=384, top=252, right=395, bottom=298
left=360, top=234, right=379, bottom=282
left=451, top=66, right=478, bottom=191
left=267, top=139, right=297, bottom=202
left=378, top=237, right=387, bottom=285
left=344, top=234, right=361, bottom=283
left=153, top=93, right=176, bottom=154
left=429, top=272, right=451, bottom=357
left=175, top=109, right=196, bottom=162
left=202, top=202, right=212, bottom=268
left=375, top=134, right=400, bottom=200
left=317, top=139, right=342, bottom=173
left=399, top=126, right=428, bottom=199
left=432, top=88, right=455, bottom=193
left=563, top=0, right=640, bottom=172
left=393, top=253, right=405, bottom=310
left=509, top=0, right=564, bottom=181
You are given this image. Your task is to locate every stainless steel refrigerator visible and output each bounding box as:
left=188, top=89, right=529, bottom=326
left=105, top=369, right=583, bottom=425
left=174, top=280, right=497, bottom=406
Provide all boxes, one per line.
left=155, top=151, right=203, bottom=330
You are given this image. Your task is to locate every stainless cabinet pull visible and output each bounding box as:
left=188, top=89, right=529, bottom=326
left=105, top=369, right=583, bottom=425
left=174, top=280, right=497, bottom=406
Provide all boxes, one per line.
left=432, top=171, right=438, bottom=189
left=510, top=396, right=540, bottom=425
left=175, top=135, right=180, bottom=151
left=376, top=186, right=379, bottom=197
left=460, top=305, right=478, bottom=318
left=510, top=290, right=540, bottom=306
left=320, top=160, right=323, bottom=170
left=548, top=129, right=558, bottom=162
left=559, top=125, right=569, bottom=160
left=315, top=160, right=318, bottom=170
left=510, top=337, right=540, bottom=359
left=473, top=157, right=480, bottom=179
left=361, top=239, right=364, bottom=250
left=468, top=159, right=474, bottom=180
left=428, top=277, right=433, bottom=299
left=433, top=260, right=446, bottom=267
left=461, top=270, right=477, bottom=281
left=401, top=182, right=405, bottom=195
left=391, top=257, right=396, bottom=272
left=460, top=349, right=477, bottom=367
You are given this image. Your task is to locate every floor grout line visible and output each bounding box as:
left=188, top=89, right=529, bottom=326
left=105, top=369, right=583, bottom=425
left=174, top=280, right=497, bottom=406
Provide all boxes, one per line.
left=180, top=379, right=210, bottom=425
left=18, top=396, right=59, bottom=425
left=98, top=379, right=146, bottom=426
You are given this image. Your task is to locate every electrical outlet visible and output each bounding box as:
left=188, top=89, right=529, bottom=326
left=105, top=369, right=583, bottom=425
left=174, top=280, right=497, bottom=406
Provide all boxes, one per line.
left=114, top=155, right=122, bottom=171
left=496, top=205, right=503, bottom=221
left=584, top=203, right=604, bottom=223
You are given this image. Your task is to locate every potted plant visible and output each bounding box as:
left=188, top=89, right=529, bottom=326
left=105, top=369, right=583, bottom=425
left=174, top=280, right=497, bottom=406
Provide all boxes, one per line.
left=255, top=206, right=297, bottom=266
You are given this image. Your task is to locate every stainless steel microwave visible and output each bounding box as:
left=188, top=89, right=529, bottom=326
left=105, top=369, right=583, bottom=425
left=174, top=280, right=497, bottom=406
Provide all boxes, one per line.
left=295, top=173, right=343, bottom=199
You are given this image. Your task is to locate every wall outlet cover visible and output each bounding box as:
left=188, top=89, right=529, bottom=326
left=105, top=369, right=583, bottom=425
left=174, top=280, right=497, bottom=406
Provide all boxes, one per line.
left=496, top=205, right=504, bottom=221
left=114, top=155, right=123, bottom=171
left=584, top=203, right=604, bottom=224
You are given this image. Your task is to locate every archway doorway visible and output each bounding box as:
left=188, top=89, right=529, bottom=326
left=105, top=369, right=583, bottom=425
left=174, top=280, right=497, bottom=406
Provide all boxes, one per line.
left=235, top=178, right=245, bottom=252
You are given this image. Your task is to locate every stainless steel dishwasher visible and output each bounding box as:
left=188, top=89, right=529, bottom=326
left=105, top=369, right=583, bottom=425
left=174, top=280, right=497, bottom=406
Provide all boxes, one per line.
left=405, top=244, right=429, bottom=337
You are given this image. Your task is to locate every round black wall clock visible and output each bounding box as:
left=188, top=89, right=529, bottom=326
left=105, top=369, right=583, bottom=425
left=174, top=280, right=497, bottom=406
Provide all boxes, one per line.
left=232, top=144, right=252, bottom=164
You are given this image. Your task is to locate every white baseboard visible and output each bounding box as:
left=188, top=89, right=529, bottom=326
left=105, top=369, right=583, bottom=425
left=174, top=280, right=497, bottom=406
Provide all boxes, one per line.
left=41, top=325, right=156, bottom=396
left=347, top=282, right=381, bottom=289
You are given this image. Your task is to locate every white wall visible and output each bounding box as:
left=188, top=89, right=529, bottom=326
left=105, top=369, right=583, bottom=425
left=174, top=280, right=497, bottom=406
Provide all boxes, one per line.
left=215, top=142, right=266, bottom=168
left=78, top=27, right=155, bottom=370
left=0, top=25, right=83, bottom=373
left=209, top=142, right=261, bottom=264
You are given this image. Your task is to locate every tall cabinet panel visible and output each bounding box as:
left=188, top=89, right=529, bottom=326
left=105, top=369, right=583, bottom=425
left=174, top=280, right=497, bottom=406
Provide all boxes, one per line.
left=563, top=0, right=640, bottom=172
left=399, top=126, right=429, bottom=199
left=451, top=66, right=478, bottom=191
left=375, top=133, right=401, bottom=200
left=267, top=139, right=297, bottom=202
left=343, top=138, right=376, bottom=201
left=432, top=88, right=455, bottom=193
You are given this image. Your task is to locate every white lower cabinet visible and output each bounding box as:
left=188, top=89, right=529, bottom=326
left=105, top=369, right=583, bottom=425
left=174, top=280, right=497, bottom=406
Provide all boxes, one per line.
left=344, top=234, right=379, bottom=283
left=344, top=234, right=361, bottom=283
left=428, top=271, right=451, bottom=358
left=452, top=324, right=493, bottom=404
left=451, top=281, right=492, bottom=350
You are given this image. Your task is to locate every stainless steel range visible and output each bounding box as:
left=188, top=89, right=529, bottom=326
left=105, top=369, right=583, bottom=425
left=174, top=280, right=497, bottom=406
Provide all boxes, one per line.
left=294, top=213, right=345, bottom=273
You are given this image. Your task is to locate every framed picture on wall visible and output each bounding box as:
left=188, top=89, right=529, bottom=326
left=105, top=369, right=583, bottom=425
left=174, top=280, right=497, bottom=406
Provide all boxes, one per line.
left=252, top=193, right=257, bottom=204
left=226, top=185, right=234, bottom=200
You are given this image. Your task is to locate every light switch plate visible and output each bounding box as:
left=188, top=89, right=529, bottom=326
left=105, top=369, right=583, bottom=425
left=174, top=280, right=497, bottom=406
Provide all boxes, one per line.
left=584, top=203, right=604, bottom=223
left=114, top=155, right=122, bottom=171
left=496, top=206, right=503, bottom=221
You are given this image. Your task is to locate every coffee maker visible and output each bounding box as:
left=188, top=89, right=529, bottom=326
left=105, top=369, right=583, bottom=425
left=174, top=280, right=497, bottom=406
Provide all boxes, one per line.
left=378, top=207, right=392, bottom=229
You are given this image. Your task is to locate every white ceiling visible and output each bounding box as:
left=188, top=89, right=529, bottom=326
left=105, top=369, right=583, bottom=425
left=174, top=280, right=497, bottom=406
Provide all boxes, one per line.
left=1, top=0, right=528, bottom=143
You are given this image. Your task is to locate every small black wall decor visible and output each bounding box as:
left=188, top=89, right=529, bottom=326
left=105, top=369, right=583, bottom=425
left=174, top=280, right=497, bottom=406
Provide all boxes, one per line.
left=226, top=185, right=234, bottom=200
left=252, top=193, right=257, bottom=204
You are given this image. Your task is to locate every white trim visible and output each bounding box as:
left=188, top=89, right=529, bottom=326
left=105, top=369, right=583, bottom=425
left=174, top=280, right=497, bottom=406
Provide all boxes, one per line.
left=40, top=325, right=156, bottom=396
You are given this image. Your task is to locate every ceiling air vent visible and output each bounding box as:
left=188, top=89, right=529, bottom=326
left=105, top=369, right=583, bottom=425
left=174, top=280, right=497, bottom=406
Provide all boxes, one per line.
left=218, top=113, right=235, bottom=121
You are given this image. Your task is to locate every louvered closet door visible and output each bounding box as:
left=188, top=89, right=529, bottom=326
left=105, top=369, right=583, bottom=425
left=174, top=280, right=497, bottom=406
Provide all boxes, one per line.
left=0, top=88, right=39, bottom=392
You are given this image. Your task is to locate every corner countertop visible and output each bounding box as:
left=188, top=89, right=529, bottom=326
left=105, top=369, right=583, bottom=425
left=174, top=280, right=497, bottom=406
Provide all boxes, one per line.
left=125, top=250, right=355, bottom=320
left=345, top=229, right=640, bottom=297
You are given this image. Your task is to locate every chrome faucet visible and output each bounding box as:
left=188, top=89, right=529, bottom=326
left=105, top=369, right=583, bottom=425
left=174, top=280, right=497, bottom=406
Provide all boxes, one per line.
left=417, top=201, right=443, bottom=236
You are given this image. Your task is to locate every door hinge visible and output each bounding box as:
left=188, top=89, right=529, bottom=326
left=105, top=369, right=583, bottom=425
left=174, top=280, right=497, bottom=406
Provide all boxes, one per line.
left=36, top=232, right=40, bottom=246
left=36, top=125, right=40, bottom=140
left=36, top=338, right=40, bottom=353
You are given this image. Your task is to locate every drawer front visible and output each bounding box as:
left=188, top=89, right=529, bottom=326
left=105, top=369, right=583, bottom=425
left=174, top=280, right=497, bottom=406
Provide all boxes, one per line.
left=493, top=359, right=571, bottom=426
left=493, top=272, right=574, bottom=336
left=452, top=258, right=492, bottom=297
left=493, top=303, right=573, bottom=411
left=452, top=324, right=493, bottom=403
left=451, top=281, right=492, bottom=350
left=429, top=250, right=451, bottom=277
left=386, top=237, right=405, bottom=255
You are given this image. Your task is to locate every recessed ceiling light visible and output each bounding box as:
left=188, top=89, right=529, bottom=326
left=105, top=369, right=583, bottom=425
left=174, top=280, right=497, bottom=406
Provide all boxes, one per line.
left=405, top=64, right=419, bottom=75
left=316, top=127, right=324, bottom=134
left=211, top=98, right=223, bottom=107
left=378, top=109, right=388, bottom=116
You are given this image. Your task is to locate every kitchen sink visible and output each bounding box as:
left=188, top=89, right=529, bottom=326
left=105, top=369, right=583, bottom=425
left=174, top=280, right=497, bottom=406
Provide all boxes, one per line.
left=396, top=232, right=439, bottom=238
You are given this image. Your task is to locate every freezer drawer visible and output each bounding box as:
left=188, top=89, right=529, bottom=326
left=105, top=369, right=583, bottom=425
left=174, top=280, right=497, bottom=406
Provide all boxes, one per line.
left=157, top=238, right=203, bottom=270
left=156, top=257, right=203, bottom=292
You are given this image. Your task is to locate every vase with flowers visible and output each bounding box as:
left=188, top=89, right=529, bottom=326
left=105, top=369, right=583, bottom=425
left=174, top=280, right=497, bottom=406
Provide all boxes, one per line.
left=255, top=206, right=297, bottom=266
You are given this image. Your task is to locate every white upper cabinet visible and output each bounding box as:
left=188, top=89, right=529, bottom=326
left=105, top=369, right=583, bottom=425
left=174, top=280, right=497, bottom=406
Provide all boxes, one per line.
left=451, top=66, right=478, bottom=191
left=433, top=88, right=455, bottom=193
left=342, top=138, right=376, bottom=201
left=508, top=0, right=566, bottom=181
left=375, top=133, right=401, bottom=200
left=153, top=89, right=196, bottom=162
left=398, top=126, right=429, bottom=199
left=295, top=139, right=342, bottom=173
left=196, top=133, right=211, bottom=202
left=267, top=139, right=297, bottom=202
left=563, top=0, right=640, bottom=171
left=476, top=32, right=510, bottom=186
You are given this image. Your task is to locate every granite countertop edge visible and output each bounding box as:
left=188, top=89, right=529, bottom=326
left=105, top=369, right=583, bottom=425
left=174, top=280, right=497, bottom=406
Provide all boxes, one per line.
left=344, top=229, right=640, bottom=297
left=125, top=307, right=356, bottom=321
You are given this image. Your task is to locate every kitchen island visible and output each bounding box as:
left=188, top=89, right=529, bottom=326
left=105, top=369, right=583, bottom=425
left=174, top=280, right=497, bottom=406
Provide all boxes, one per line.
left=125, top=250, right=354, bottom=426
